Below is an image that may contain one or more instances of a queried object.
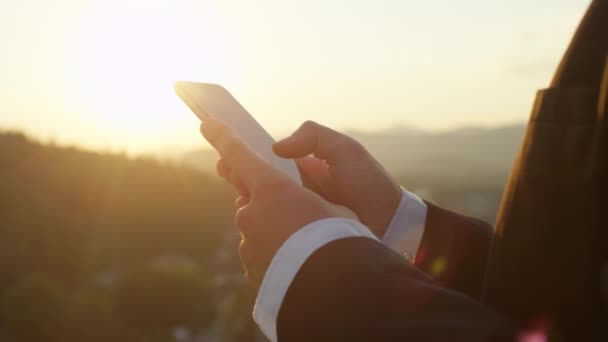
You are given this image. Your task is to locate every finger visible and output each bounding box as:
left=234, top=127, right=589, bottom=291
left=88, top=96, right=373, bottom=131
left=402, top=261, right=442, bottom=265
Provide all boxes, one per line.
left=296, top=156, right=327, bottom=182
left=238, top=240, right=262, bottom=288
left=200, top=118, right=229, bottom=150
left=201, top=116, right=282, bottom=191
left=216, top=158, right=249, bottom=196
left=216, top=158, right=231, bottom=180
left=296, top=157, right=330, bottom=197
left=273, top=120, right=367, bottom=164
left=235, top=205, right=254, bottom=238
left=222, top=168, right=249, bottom=198
left=235, top=195, right=250, bottom=209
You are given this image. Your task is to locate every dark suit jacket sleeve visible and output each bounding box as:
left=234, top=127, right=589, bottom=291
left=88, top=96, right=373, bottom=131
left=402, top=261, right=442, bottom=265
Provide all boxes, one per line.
left=276, top=237, right=513, bottom=341
left=414, top=202, right=493, bottom=300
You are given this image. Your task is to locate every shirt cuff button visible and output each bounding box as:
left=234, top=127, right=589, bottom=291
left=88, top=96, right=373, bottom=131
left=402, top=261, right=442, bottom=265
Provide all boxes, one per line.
left=401, top=251, right=413, bottom=262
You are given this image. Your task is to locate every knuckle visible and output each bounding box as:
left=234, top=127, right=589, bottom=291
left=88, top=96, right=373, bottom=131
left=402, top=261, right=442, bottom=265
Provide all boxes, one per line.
left=350, top=138, right=367, bottom=152
left=235, top=207, right=253, bottom=234
left=343, top=135, right=368, bottom=156
left=234, top=195, right=248, bottom=209
left=238, top=239, right=249, bottom=261
left=301, top=120, right=319, bottom=131
left=256, top=177, right=292, bottom=196
left=201, top=127, right=217, bottom=145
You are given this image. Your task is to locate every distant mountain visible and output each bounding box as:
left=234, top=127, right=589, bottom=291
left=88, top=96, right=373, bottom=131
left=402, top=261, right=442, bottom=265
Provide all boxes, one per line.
left=182, top=123, right=527, bottom=190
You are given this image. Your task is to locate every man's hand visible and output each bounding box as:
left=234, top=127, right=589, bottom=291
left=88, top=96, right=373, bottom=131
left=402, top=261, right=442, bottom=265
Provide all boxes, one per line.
left=273, top=121, right=401, bottom=238
left=200, top=117, right=354, bottom=288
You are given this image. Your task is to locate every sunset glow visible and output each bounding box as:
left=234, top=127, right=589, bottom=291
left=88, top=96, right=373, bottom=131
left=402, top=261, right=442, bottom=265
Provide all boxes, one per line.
left=0, top=0, right=589, bottom=153
left=63, top=1, right=236, bottom=151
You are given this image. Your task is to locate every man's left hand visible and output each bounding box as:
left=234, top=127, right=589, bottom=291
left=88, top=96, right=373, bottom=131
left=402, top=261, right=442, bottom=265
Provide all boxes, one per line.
left=200, top=117, right=355, bottom=288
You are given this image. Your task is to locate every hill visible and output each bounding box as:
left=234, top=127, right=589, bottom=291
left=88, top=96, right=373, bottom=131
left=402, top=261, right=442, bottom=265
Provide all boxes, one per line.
left=0, top=124, right=527, bottom=340
left=183, top=123, right=525, bottom=190
left=182, top=123, right=526, bottom=222
left=0, top=131, right=258, bottom=341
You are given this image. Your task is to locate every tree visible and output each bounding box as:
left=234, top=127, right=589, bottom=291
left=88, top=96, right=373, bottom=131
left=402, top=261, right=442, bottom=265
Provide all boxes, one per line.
left=115, top=261, right=214, bottom=339
left=0, top=275, right=67, bottom=342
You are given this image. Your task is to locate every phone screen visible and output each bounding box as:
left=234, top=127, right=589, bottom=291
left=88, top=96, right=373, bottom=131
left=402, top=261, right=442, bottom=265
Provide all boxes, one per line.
left=174, top=81, right=302, bottom=185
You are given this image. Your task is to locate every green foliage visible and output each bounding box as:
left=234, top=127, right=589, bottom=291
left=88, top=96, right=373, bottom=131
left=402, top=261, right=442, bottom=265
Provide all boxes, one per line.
left=0, top=275, right=67, bottom=342
left=0, top=131, right=258, bottom=341
left=218, top=287, right=259, bottom=341
left=115, top=262, right=214, bottom=335
left=0, top=131, right=234, bottom=277
left=57, top=288, right=119, bottom=342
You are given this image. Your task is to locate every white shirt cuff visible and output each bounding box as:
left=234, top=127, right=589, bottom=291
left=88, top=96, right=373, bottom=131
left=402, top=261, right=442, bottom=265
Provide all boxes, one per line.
left=253, top=218, right=378, bottom=342
left=381, top=188, right=428, bottom=262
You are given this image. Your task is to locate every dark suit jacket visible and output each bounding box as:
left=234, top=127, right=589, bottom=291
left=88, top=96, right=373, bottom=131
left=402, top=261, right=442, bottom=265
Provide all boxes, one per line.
left=274, top=3, right=608, bottom=340
left=277, top=237, right=512, bottom=341
left=483, top=1, right=608, bottom=335
left=273, top=79, right=608, bottom=342
left=415, top=202, right=492, bottom=301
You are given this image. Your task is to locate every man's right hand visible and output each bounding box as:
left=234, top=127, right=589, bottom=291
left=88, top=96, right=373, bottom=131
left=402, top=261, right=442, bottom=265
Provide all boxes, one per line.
left=273, top=121, right=402, bottom=238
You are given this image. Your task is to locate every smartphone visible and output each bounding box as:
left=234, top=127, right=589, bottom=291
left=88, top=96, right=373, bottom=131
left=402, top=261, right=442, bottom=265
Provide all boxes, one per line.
left=174, top=81, right=302, bottom=185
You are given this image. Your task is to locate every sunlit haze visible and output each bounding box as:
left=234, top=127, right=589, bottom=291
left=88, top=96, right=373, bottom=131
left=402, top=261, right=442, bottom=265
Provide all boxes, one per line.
left=0, top=0, right=589, bottom=153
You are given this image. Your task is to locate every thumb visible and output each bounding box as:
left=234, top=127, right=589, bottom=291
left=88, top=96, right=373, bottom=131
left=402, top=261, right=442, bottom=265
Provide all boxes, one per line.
left=273, top=121, right=367, bottom=164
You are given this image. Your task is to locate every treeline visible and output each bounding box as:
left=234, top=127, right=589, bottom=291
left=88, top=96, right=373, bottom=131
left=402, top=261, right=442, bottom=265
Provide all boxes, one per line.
left=0, top=129, right=509, bottom=341
left=0, top=131, right=257, bottom=341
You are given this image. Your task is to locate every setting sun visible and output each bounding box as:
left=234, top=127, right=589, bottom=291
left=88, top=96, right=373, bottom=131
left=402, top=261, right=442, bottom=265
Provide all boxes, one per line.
left=63, top=0, right=237, bottom=151
left=0, top=0, right=587, bottom=154
left=0, top=1, right=605, bottom=341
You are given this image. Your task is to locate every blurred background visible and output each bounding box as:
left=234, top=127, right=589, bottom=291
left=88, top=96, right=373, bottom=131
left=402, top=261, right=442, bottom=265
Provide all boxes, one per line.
left=0, top=0, right=590, bottom=341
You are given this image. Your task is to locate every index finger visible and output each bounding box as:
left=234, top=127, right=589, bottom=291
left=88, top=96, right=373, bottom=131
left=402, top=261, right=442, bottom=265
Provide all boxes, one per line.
left=200, top=117, right=280, bottom=191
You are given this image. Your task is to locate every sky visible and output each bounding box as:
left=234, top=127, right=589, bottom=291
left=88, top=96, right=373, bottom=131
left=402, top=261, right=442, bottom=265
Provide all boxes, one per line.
left=0, top=0, right=590, bottom=154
